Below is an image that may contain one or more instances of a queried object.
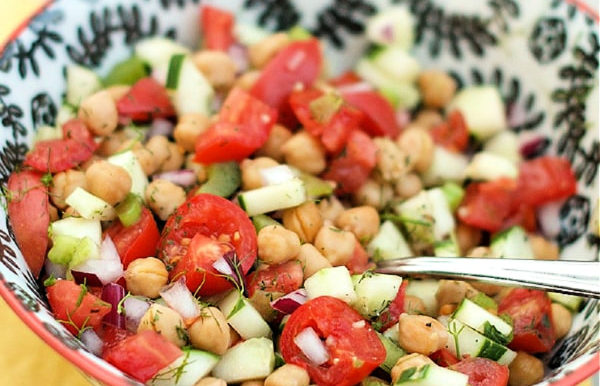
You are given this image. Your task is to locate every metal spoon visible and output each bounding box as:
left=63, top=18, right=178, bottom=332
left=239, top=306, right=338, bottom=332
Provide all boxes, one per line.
left=376, top=257, right=600, bottom=298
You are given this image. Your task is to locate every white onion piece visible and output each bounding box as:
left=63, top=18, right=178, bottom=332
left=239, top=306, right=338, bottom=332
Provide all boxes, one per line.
left=151, top=66, right=168, bottom=86
left=70, top=236, right=123, bottom=286
left=537, top=200, right=566, bottom=238
left=80, top=329, right=103, bottom=356
left=260, top=165, right=296, bottom=186
left=123, top=296, right=151, bottom=331
left=212, top=256, right=235, bottom=277
left=153, top=169, right=197, bottom=187
left=44, top=259, right=66, bottom=279
left=228, top=43, right=249, bottom=74
left=148, top=118, right=174, bottom=138
left=270, top=289, right=307, bottom=314
left=337, top=82, right=373, bottom=95
left=159, top=278, right=201, bottom=322
left=294, top=327, right=329, bottom=366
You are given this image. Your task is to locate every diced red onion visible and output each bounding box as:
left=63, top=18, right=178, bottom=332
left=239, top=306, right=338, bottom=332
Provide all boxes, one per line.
left=537, top=200, right=565, bottom=238
left=101, top=283, right=126, bottom=329
left=260, top=165, right=296, bottom=186
left=123, top=296, right=151, bottom=331
left=159, top=278, right=200, bottom=322
left=153, top=169, right=197, bottom=187
left=212, top=92, right=224, bottom=112
left=228, top=43, right=249, bottom=74
left=520, top=136, right=550, bottom=159
left=71, top=271, right=103, bottom=287
left=337, top=82, right=373, bottom=95
left=270, top=289, right=307, bottom=314
left=44, top=259, right=66, bottom=279
left=395, top=109, right=411, bottom=130
left=380, top=24, right=395, bottom=43
left=213, top=256, right=235, bottom=277
left=507, top=102, right=526, bottom=128
left=212, top=250, right=246, bottom=293
left=80, top=329, right=103, bottom=356
left=147, top=118, right=174, bottom=138
left=71, top=236, right=123, bottom=286
left=293, top=327, right=329, bottom=366
left=286, top=50, right=306, bottom=71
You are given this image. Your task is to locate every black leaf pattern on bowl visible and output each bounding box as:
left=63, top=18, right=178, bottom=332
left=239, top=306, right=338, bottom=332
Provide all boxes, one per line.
left=312, top=0, right=376, bottom=48
left=0, top=229, right=42, bottom=303
left=528, top=17, right=567, bottom=63
left=6, top=282, right=40, bottom=312
left=156, top=0, right=200, bottom=9
left=31, top=93, right=57, bottom=129
left=0, top=86, right=28, bottom=183
left=557, top=195, right=590, bottom=247
left=243, top=0, right=301, bottom=31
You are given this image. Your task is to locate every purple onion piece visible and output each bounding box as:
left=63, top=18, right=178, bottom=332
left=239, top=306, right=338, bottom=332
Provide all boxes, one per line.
left=44, top=259, right=67, bottom=280
left=152, top=169, right=197, bottom=187
left=520, top=136, right=551, bottom=159
left=228, top=43, right=249, bottom=74
left=147, top=118, right=174, bottom=139
left=101, top=283, right=126, bottom=329
left=71, top=271, right=103, bottom=287
left=270, top=289, right=308, bottom=314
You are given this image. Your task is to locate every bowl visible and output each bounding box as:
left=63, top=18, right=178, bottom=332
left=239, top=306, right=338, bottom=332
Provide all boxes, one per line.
left=0, top=0, right=598, bottom=385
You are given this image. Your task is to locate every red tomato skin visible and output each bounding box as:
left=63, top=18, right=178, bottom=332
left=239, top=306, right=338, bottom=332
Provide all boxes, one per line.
left=200, top=5, right=234, bottom=51
left=159, top=194, right=257, bottom=296
left=451, top=357, right=509, bottom=386
left=341, top=90, right=399, bottom=138
left=250, top=39, right=322, bottom=113
left=62, top=118, right=98, bottom=153
left=517, top=156, right=577, bottom=207
left=280, top=296, right=386, bottom=386
left=329, top=71, right=362, bottom=87
left=346, top=130, right=377, bottom=170
left=503, top=202, right=537, bottom=233
left=7, top=171, right=49, bottom=277
left=105, top=208, right=160, bottom=268
left=458, top=178, right=516, bottom=233
left=100, top=325, right=134, bottom=352
left=247, top=260, right=304, bottom=298
left=289, top=88, right=325, bottom=136
left=430, top=110, right=469, bottom=152
left=103, top=330, right=182, bottom=383
left=345, top=241, right=373, bottom=275
left=117, top=77, right=175, bottom=121
left=321, top=106, right=364, bottom=154
left=498, top=289, right=556, bottom=353
left=430, top=348, right=459, bottom=367
left=46, top=280, right=112, bottom=335
left=375, top=280, right=408, bottom=331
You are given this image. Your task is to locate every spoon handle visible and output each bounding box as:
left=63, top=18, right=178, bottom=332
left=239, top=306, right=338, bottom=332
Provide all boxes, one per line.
left=376, top=257, right=600, bottom=298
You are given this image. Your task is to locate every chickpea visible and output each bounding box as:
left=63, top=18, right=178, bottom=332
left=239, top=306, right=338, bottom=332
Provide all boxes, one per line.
left=317, top=196, right=345, bottom=223
left=282, top=202, right=324, bottom=243
left=124, top=257, right=169, bottom=298
left=134, top=147, right=159, bottom=176
left=257, top=225, right=301, bottom=264
left=174, top=113, right=210, bottom=152
left=397, top=314, right=448, bottom=355
left=78, top=90, right=118, bottom=136
left=248, top=289, right=280, bottom=322
left=240, top=157, right=279, bottom=190
left=404, top=295, right=426, bottom=315
left=373, top=137, right=408, bottom=183
left=530, top=234, right=560, bottom=260
left=255, top=124, right=293, bottom=162
left=361, top=377, right=389, bottom=386
left=413, top=110, right=444, bottom=130
left=435, top=280, right=479, bottom=308
left=396, top=128, right=434, bottom=173
left=495, top=287, right=515, bottom=303
left=85, top=160, right=131, bottom=206
left=51, top=170, right=87, bottom=209
left=417, top=70, right=457, bottom=109
left=551, top=303, right=572, bottom=339
left=145, top=135, right=171, bottom=171
left=335, top=206, right=380, bottom=242
left=159, top=142, right=185, bottom=172
left=234, top=70, right=261, bottom=90
left=186, top=154, right=207, bottom=183
left=81, top=155, right=102, bottom=171
left=97, top=130, right=130, bottom=157
left=456, top=223, right=482, bottom=255
left=229, top=327, right=241, bottom=348
left=281, top=131, right=327, bottom=174
left=188, top=306, right=231, bottom=355
left=313, top=225, right=356, bottom=266
left=352, top=179, right=394, bottom=211
left=395, top=173, right=423, bottom=199
left=508, top=351, right=544, bottom=386
left=264, top=364, right=309, bottom=386
left=145, top=179, right=187, bottom=221
left=439, top=303, right=457, bottom=316
left=138, top=304, right=187, bottom=347
left=297, top=244, right=332, bottom=278
left=466, top=246, right=495, bottom=258
left=241, top=381, right=264, bottom=386
left=248, top=33, right=290, bottom=69
left=48, top=204, right=59, bottom=222
left=195, top=378, right=226, bottom=386
left=390, top=353, right=434, bottom=383
left=193, top=50, right=237, bottom=89
left=105, top=85, right=130, bottom=102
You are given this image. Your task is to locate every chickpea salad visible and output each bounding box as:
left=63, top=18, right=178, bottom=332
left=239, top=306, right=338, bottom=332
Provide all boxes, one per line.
left=6, top=4, right=582, bottom=386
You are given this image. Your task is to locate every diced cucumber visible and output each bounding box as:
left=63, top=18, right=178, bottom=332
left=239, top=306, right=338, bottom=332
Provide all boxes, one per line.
left=367, top=220, right=413, bottom=261
left=299, top=172, right=334, bottom=198
left=395, top=191, right=434, bottom=244
left=66, top=65, right=102, bottom=106
left=405, top=280, right=439, bottom=316
left=34, top=125, right=62, bottom=143
left=197, top=162, right=241, bottom=197
left=427, top=188, right=455, bottom=240
left=469, top=292, right=498, bottom=313
left=361, top=377, right=389, bottom=386
left=168, top=55, right=214, bottom=116
left=434, top=238, right=460, bottom=257
left=55, top=104, right=76, bottom=128
left=372, top=46, right=421, bottom=83
left=447, top=86, right=507, bottom=140
left=464, top=152, right=518, bottom=181
left=490, top=226, right=534, bottom=259
left=382, top=323, right=399, bottom=343
left=356, top=58, right=392, bottom=90
left=65, top=187, right=116, bottom=221
left=151, top=349, right=219, bottom=386
left=103, top=56, right=148, bottom=86
left=115, top=193, right=142, bottom=227
left=304, top=266, right=357, bottom=304
left=442, top=318, right=516, bottom=366
left=252, top=214, right=280, bottom=232
left=49, top=217, right=102, bottom=246
left=48, top=235, right=99, bottom=268
left=365, top=6, right=414, bottom=50
left=107, top=151, right=148, bottom=200
left=421, top=146, right=468, bottom=187
left=238, top=178, right=306, bottom=216
left=484, top=131, right=521, bottom=164
left=234, top=23, right=271, bottom=46
left=548, top=292, right=583, bottom=312
left=218, top=291, right=272, bottom=340
left=394, top=364, right=468, bottom=386
left=135, top=37, right=190, bottom=69
left=211, top=338, right=275, bottom=383
left=379, top=82, right=420, bottom=110
left=352, top=273, right=403, bottom=318
left=453, top=298, right=513, bottom=345
left=440, top=182, right=464, bottom=212
left=377, top=332, right=406, bottom=373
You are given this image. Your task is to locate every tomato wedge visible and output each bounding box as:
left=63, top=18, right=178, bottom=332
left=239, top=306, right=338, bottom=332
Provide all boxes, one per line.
left=430, top=110, right=469, bottom=152
left=517, top=156, right=577, bottom=207
left=103, top=330, right=182, bottom=383
left=247, top=260, right=304, bottom=297
left=451, top=357, right=509, bottom=386
left=320, top=105, right=364, bottom=154
left=430, top=348, right=459, bottom=367
left=329, top=71, right=362, bottom=87
left=116, top=77, right=175, bottom=121
left=289, top=88, right=325, bottom=136
left=340, top=90, right=399, bottom=138
left=7, top=170, right=49, bottom=277
left=200, top=5, right=234, bottom=51
left=457, top=178, right=517, bottom=233
left=159, top=194, right=257, bottom=296
left=46, top=279, right=112, bottom=335
left=280, top=296, right=386, bottom=386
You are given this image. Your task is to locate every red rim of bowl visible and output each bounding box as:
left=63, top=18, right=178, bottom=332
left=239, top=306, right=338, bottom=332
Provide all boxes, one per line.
left=0, top=0, right=598, bottom=384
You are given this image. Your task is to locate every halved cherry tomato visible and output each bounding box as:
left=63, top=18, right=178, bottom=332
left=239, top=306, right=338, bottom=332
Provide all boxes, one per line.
left=159, top=194, right=257, bottom=296
left=498, top=289, right=555, bottom=353
left=345, top=241, right=372, bottom=275
left=195, top=88, right=277, bottom=163
left=451, top=357, right=509, bottom=386
left=200, top=5, right=234, bottom=51
left=517, top=156, right=577, bottom=207
left=503, top=202, right=537, bottom=233
left=46, top=279, right=112, bottom=335
left=458, top=178, right=517, bottom=233
left=116, top=77, right=175, bottom=121
left=7, top=170, right=49, bottom=277
left=374, top=280, right=408, bottom=331
left=430, top=348, right=459, bottom=367
left=320, top=106, right=364, bottom=154
left=247, top=260, right=304, bottom=297
left=100, top=325, right=133, bottom=353
left=105, top=207, right=161, bottom=268
left=103, top=330, right=182, bottom=383
left=340, top=90, right=399, bottom=138
left=289, top=88, right=325, bottom=136
left=280, top=296, right=386, bottom=386
left=430, top=110, right=469, bottom=152
left=329, top=71, right=362, bottom=87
